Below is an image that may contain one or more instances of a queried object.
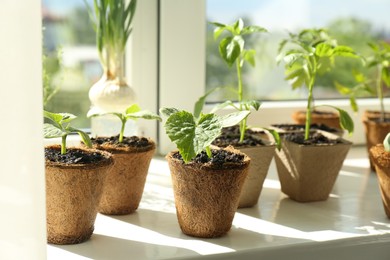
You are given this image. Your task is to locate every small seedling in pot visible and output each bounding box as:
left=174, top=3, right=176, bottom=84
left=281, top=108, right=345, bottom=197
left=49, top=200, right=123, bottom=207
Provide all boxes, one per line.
left=211, top=18, right=267, bottom=143
left=277, top=28, right=359, bottom=140
left=87, top=104, right=162, bottom=142
left=367, top=41, right=390, bottom=121
left=160, top=107, right=250, bottom=163
left=43, top=111, right=92, bottom=154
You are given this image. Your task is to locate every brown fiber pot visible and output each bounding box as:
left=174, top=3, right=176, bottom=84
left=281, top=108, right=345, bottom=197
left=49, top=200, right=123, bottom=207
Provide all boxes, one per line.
left=237, top=144, right=275, bottom=208
left=274, top=132, right=351, bottom=202
left=45, top=145, right=113, bottom=244
left=166, top=148, right=250, bottom=238
left=292, top=110, right=341, bottom=129
left=362, top=110, right=390, bottom=171
left=370, top=144, right=390, bottom=218
left=92, top=138, right=156, bottom=215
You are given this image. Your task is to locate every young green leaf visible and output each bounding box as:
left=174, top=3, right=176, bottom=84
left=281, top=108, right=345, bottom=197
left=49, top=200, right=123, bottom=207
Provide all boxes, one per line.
left=162, top=108, right=249, bottom=163
left=43, top=110, right=92, bottom=154
left=193, top=87, right=222, bottom=119
left=88, top=104, right=161, bottom=143
left=320, top=105, right=354, bottom=134
left=160, top=107, right=180, bottom=117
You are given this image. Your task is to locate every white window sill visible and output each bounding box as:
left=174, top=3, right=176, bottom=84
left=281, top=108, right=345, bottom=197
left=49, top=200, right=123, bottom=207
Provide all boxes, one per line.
left=47, top=146, right=390, bottom=260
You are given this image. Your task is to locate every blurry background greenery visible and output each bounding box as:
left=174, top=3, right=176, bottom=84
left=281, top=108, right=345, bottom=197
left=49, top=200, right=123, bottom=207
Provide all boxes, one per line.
left=42, top=0, right=390, bottom=128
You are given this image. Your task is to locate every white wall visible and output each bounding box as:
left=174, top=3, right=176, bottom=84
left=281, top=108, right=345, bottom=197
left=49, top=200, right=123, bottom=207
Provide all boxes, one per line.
left=0, top=1, right=46, bottom=259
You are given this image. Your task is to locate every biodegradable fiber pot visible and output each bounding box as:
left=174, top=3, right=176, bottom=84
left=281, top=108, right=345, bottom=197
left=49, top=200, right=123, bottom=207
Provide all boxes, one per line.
left=292, top=110, right=341, bottom=129
left=45, top=145, right=113, bottom=245
left=237, top=144, right=275, bottom=208
left=166, top=148, right=250, bottom=238
left=362, top=110, right=390, bottom=171
left=91, top=137, right=156, bottom=215
left=370, top=144, right=390, bottom=218
left=274, top=131, right=351, bottom=202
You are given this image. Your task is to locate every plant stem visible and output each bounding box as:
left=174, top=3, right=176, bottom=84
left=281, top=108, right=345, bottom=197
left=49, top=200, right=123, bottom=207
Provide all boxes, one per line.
left=205, top=146, right=212, bottom=158
left=61, top=135, right=67, bottom=155
left=305, top=78, right=315, bottom=140
left=236, top=56, right=246, bottom=143
left=119, top=118, right=126, bottom=143
left=377, top=64, right=385, bottom=122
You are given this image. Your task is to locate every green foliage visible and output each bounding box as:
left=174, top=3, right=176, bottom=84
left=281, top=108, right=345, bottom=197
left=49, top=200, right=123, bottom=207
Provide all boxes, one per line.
left=88, top=104, right=161, bottom=143
left=212, top=18, right=267, bottom=142
left=367, top=41, right=390, bottom=121
left=160, top=107, right=250, bottom=164
left=42, top=48, right=62, bottom=108
left=43, top=111, right=92, bottom=155
left=84, top=0, right=137, bottom=71
left=278, top=28, right=359, bottom=139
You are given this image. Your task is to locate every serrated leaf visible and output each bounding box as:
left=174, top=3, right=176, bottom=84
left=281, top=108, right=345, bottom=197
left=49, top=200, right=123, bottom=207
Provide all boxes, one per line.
left=195, top=113, right=223, bottom=154
left=210, top=100, right=236, bottom=113
left=43, top=123, right=65, bottom=138
left=126, top=110, right=162, bottom=121
left=335, top=81, right=351, bottom=95
left=242, top=25, right=267, bottom=35
left=213, top=26, right=225, bottom=40
left=333, top=45, right=359, bottom=58
left=315, top=43, right=333, bottom=57
left=164, top=111, right=197, bottom=163
left=160, top=107, right=180, bottom=117
left=220, top=111, right=250, bottom=128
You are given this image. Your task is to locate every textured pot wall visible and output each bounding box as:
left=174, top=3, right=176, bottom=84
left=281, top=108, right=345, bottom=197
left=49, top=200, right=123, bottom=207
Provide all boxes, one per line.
left=275, top=138, right=351, bottom=202
left=362, top=111, right=390, bottom=171
left=167, top=152, right=250, bottom=238
left=98, top=147, right=155, bottom=215
left=238, top=145, right=275, bottom=208
left=370, top=144, right=390, bottom=218
left=46, top=153, right=113, bottom=244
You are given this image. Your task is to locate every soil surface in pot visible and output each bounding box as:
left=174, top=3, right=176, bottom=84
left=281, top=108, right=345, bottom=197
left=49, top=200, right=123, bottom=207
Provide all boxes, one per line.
left=45, top=147, right=105, bottom=164
left=272, top=123, right=339, bottom=133
left=212, top=126, right=266, bottom=147
left=91, top=135, right=150, bottom=148
left=283, top=132, right=343, bottom=145
left=172, top=149, right=245, bottom=168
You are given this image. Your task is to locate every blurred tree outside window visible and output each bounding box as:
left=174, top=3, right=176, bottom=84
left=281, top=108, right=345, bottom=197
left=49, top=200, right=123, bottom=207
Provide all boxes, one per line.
left=42, top=0, right=101, bottom=129
left=206, top=0, right=390, bottom=103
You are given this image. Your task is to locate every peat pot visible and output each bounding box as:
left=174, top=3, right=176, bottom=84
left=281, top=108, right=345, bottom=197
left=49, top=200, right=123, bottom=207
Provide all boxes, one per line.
left=91, top=136, right=156, bottom=215
left=166, top=147, right=250, bottom=238
left=45, top=145, right=113, bottom=244
left=274, top=131, right=351, bottom=202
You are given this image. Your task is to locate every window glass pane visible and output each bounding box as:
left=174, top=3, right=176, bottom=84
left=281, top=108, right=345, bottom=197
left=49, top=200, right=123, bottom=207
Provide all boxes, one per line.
left=206, top=0, right=390, bottom=102
left=42, top=0, right=100, bottom=128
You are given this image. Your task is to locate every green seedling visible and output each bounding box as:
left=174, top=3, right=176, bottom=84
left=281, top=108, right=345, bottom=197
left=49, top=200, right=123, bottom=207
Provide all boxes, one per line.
left=277, top=28, right=359, bottom=140
left=367, top=41, right=390, bottom=121
left=160, top=107, right=250, bottom=163
left=43, top=111, right=92, bottom=155
left=211, top=18, right=267, bottom=143
left=87, top=104, right=161, bottom=143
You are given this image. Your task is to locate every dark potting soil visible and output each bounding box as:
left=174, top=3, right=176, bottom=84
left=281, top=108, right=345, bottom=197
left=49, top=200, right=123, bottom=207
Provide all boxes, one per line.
left=91, top=135, right=151, bottom=148
left=283, top=132, right=343, bottom=145
left=173, top=149, right=245, bottom=168
left=212, top=126, right=266, bottom=147
left=272, top=123, right=339, bottom=133
left=45, top=147, right=105, bottom=164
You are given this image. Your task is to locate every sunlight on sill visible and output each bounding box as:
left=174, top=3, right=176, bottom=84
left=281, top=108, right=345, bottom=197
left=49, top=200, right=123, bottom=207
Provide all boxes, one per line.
left=95, top=215, right=235, bottom=255
left=343, top=158, right=370, bottom=169
left=233, top=213, right=361, bottom=242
